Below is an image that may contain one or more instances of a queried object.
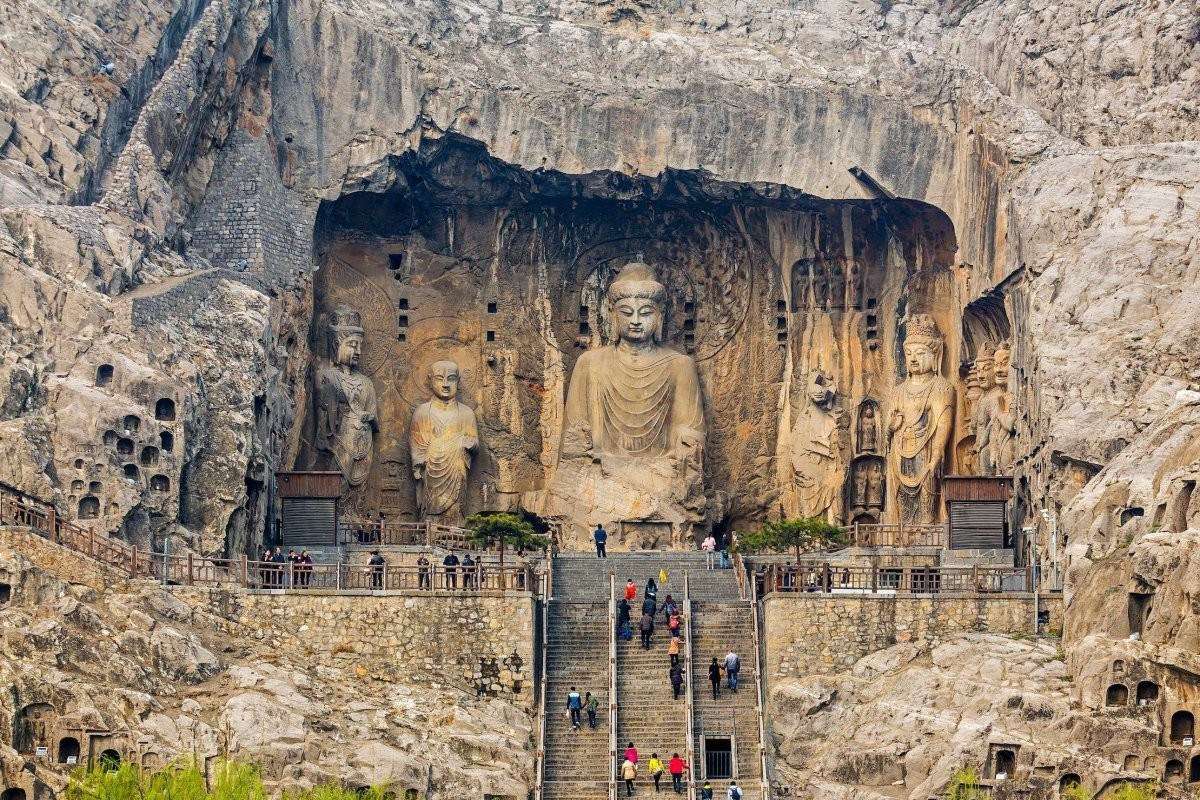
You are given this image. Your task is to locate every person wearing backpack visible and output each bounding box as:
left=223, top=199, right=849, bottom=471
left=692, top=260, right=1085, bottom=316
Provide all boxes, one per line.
left=640, top=611, right=655, bottom=650
left=566, top=686, right=583, bottom=730
left=585, top=691, right=600, bottom=729
left=647, top=753, right=665, bottom=792
left=726, top=780, right=743, bottom=800
left=699, top=781, right=713, bottom=799
left=669, top=663, right=684, bottom=700
left=621, top=759, right=638, bottom=796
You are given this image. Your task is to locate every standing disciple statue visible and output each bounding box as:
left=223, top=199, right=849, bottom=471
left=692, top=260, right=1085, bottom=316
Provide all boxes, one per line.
left=410, top=361, right=479, bottom=524
left=313, top=306, right=378, bottom=494
left=886, top=314, right=955, bottom=524
left=988, top=344, right=1017, bottom=474
left=560, top=261, right=705, bottom=470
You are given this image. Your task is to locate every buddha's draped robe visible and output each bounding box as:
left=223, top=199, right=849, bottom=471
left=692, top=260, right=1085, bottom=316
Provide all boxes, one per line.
left=410, top=400, right=478, bottom=518
left=563, top=345, right=704, bottom=459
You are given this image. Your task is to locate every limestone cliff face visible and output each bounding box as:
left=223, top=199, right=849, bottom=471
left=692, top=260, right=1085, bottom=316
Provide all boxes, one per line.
left=0, top=0, right=1197, bottom=791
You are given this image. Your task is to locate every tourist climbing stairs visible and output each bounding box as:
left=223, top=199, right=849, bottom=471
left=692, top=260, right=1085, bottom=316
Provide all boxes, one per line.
left=541, top=552, right=761, bottom=798
left=690, top=599, right=766, bottom=799
left=542, top=599, right=612, bottom=800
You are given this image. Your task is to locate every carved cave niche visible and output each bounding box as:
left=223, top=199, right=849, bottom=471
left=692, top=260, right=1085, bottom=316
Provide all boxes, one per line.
left=1, top=790, right=26, bottom=800
left=13, top=703, right=55, bottom=754
left=303, top=134, right=958, bottom=529
left=846, top=454, right=886, bottom=521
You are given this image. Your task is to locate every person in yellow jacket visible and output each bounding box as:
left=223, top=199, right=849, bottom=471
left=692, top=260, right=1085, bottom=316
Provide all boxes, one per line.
left=621, top=758, right=638, bottom=797
left=658, top=567, right=669, bottom=586
left=648, top=753, right=665, bottom=792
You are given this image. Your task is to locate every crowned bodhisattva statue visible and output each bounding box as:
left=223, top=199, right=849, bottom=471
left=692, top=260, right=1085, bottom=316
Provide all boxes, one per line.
left=409, top=360, right=479, bottom=524
left=312, top=306, right=378, bottom=500
left=886, top=314, right=955, bottom=525
left=546, top=261, right=707, bottom=548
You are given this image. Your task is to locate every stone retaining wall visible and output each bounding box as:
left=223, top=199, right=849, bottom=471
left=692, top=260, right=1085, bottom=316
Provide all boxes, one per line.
left=169, top=586, right=537, bottom=708
left=763, top=593, right=1064, bottom=677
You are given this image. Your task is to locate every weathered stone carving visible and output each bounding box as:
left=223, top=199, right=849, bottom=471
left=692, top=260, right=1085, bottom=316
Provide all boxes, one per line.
left=787, top=371, right=841, bottom=522
left=410, top=360, right=479, bottom=524
left=312, top=306, right=378, bottom=493
left=546, top=261, right=706, bottom=547
left=956, top=355, right=987, bottom=474
left=856, top=400, right=879, bottom=453
left=886, top=314, right=955, bottom=524
left=973, top=343, right=1017, bottom=475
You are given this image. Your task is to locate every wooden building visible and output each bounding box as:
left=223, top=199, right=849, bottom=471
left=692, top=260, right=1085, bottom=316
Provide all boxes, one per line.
left=277, top=471, right=343, bottom=548
left=943, top=476, right=1013, bottom=550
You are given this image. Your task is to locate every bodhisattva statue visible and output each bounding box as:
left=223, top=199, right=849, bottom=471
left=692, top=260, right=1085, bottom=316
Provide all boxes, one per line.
left=560, top=261, right=705, bottom=469
left=410, top=360, right=479, bottom=524
left=787, top=371, right=841, bottom=522
left=547, top=261, right=706, bottom=547
left=886, top=314, right=955, bottom=524
left=313, top=306, right=378, bottom=493
left=988, top=344, right=1017, bottom=474
left=956, top=355, right=987, bottom=474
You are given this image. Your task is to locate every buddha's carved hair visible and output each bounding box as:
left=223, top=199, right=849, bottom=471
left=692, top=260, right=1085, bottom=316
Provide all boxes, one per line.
left=607, top=261, right=666, bottom=303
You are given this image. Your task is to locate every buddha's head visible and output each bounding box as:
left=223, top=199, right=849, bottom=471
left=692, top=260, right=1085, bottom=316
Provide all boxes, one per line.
left=807, top=370, right=836, bottom=409
left=903, top=314, right=944, bottom=377
left=607, top=261, right=666, bottom=345
left=428, top=360, right=461, bottom=401
left=992, top=343, right=1012, bottom=388
left=327, top=306, right=364, bottom=369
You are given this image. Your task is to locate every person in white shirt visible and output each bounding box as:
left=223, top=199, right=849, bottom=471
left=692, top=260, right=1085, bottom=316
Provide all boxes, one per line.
left=727, top=780, right=743, bottom=800
left=723, top=650, right=740, bottom=692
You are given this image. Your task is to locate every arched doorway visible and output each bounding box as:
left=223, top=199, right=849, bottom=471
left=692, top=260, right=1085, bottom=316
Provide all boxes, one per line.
left=98, top=750, right=121, bottom=771
left=1, top=789, right=27, bottom=800
left=1106, top=684, right=1128, bottom=706
left=1171, top=710, right=1195, bottom=744
left=1136, top=680, right=1159, bottom=705
left=995, top=749, right=1016, bottom=777
left=57, top=737, right=80, bottom=764
left=1190, top=754, right=1200, bottom=783
left=1059, top=773, right=1081, bottom=793
left=1165, top=759, right=1185, bottom=784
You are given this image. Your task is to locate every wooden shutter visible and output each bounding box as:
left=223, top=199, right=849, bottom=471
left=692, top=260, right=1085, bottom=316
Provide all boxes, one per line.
left=948, top=501, right=1007, bottom=549
left=282, top=497, right=337, bottom=547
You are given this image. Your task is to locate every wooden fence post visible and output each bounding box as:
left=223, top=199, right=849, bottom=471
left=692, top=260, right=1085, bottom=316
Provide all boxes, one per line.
left=822, top=562, right=832, bottom=594
left=130, top=547, right=138, bottom=577
left=187, top=553, right=195, bottom=585
left=240, top=555, right=249, bottom=587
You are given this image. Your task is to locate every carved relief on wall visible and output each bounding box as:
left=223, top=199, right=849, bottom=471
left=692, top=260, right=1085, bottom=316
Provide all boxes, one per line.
left=955, top=355, right=987, bottom=475
left=784, top=370, right=843, bottom=523
left=545, top=261, right=707, bottom=546
left=409, top=360, right=479, bottom=524
left=886, top=314, right=955, bottom=525
left=856, top=399, right=880, bottom=454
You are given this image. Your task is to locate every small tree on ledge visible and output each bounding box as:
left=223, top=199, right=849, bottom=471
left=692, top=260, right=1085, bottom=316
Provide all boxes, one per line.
left=465, top=512, right=549, bottom=573
left=734, top=516, right=846, bottom=563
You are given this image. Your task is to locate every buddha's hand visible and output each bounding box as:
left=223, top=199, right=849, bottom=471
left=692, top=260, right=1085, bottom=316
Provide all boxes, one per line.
left=888, top=409, right=903, bottom=435
left=413, top=463, right=424, bottom=480
left=561, top=424, right=594, bottom=459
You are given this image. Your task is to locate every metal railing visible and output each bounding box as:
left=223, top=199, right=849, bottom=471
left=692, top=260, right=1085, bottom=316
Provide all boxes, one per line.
left=749, top=577, right=771, bottom=799
left=608, top=572, right=618, bottom=800
left=533, top=554, right=553, bottom=800
left=759, top=562, right=1031, bottom=596
left=0, top=487, right=533, bottom=593
left=683, top=571, right=696, bottom=800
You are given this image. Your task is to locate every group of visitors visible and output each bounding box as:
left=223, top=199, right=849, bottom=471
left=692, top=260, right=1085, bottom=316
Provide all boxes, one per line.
left=707, top=650, right=741, bottom=699
left=258, top=547, right=314, bottom=588
left=418, top=551, right=488, bottom=589
left=565, top=685, right=601, bottom=731
left=620, top=743, right=690, bottom=796
left=596, top=524, right=733, bottom=571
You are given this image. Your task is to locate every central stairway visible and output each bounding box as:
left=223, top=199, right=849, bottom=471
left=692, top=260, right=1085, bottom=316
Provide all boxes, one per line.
left=541, top=552, right=764, bottom=799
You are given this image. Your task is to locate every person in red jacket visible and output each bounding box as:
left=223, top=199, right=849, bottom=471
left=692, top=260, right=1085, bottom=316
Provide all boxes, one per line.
left=624, top=579, right=637, bottom=602
left=624, top=741, right=638, bottom=765
left=668, top=753, right=687, bottom=794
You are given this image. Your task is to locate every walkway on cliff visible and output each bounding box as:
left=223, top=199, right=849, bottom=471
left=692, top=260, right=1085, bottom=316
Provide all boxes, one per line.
left=540, top=552, right=767, bottom=800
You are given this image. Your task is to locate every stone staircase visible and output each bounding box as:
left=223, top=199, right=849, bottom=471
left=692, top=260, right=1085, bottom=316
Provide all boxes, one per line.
left=543, top=600, right=611, bottom=800
left=691, top=600, right=765, bottom=799
left=542, top=553, right=755, bottom=797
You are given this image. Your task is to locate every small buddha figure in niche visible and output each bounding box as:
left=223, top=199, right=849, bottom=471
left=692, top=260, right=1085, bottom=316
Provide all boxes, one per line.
left=313, top=306, right=378, bottom=493
left=788, top=370, right=841, bottom=522
left=410, top=360, right=479, bottom=524
left=858, top=401, right=879, bottom=453
left=560, top=261, right=705, bottom=470
left=886, top=314, right=955, bottom=525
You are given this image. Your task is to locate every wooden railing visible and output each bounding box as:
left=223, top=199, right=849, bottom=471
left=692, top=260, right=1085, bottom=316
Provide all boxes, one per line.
left=0, top=487, right=533, bottom=593
left=758, top=561, right=1031, bottom=596
left=340, top=518, right=473, bottom=550
left=845, top=522, right=946, bottom=549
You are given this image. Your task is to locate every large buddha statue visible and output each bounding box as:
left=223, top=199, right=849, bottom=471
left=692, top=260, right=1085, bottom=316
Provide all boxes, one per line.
left=409, top=360, right=479, bottom=524
left=546, top=261, right=706, bottom=547
left=886, top=314, right=955, bottom=525
left=312, top=306, right=378, bottom=497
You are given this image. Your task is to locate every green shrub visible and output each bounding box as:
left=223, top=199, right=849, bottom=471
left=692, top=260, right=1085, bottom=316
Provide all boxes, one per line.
left=66, top=760, right=385, bottom=800
left=944, top=767, right=988, bottom=800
